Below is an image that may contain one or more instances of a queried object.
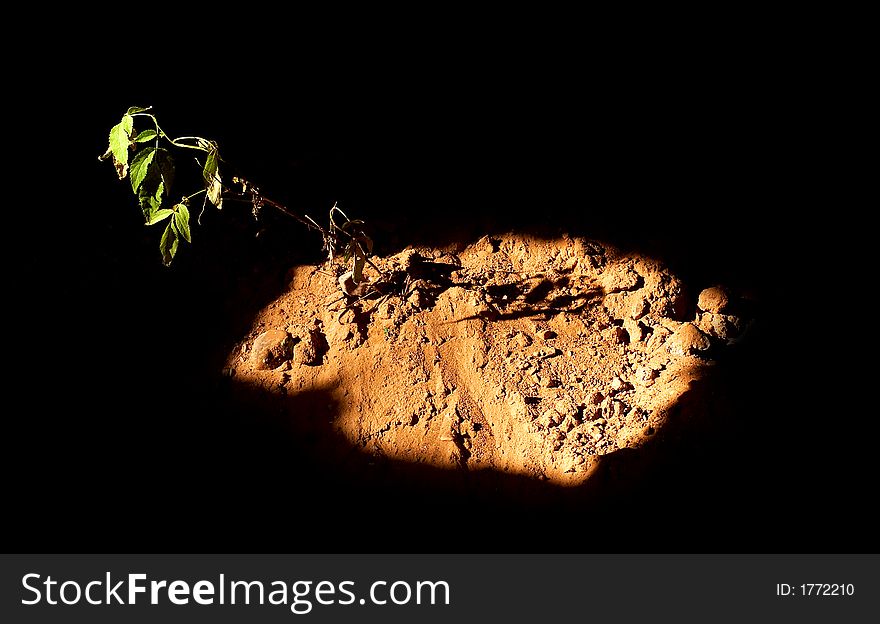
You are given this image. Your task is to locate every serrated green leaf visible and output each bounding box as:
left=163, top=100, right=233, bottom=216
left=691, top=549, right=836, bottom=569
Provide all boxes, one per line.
left=139, top=173, right=164, bottom=221
left=160, top=220, right=179, bottom=266
left=203, top=149, right=223, bottom=209
left=173, top=204, right=191, bottom=242
left=146, top=208, right=173, bottom=225
left=126, top=106, right=150, bottom=115
left=104, top=114, right=134, bottom=179
left=132, top=148, right=174, bottom=221
left=130, top=147, right=156, bottom=194
left=133, top=129, right=158, bottom=143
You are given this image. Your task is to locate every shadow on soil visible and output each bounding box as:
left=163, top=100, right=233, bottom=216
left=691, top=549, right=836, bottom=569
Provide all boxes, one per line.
left=211, top=358, right=747, bottom=550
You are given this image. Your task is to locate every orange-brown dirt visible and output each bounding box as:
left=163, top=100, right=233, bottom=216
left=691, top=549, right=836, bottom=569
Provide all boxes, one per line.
left=226, top=233, right=749, bottom=491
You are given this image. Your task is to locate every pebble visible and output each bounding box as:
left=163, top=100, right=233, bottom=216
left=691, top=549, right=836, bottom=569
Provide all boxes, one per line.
left=697, top=286, right=730, bottom=314
left=697, top=312, right=742, bottom=342
left=623, top=319, right=645, bottom=343
left=439, top=412, right=459, bottom=441
left=249, top=329, right=292, bottom=370
left=588, top=391, right=604, bottom=405
left=629, top=296, right=649, bottom=320
left=666, top=323, right=711, bottom=356
left=539, top=329, right=557, bottom=340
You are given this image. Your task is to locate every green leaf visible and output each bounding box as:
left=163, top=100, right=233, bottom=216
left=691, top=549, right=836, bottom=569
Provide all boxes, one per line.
left=126, top=106, right=150, bottom=115
left=130, top=147, right=156, bottom=194
left=102, top=114, right=134, bottom=179
left=173, top=204, right=191, bottom=242
left=132, top=147, right=174, bottom=221
left=160, top=220, right=179, bottom=266
left=133, top=129, right=158, bottom=143
left=146, top=208, right=173, bottom=225
left=140, top=178, right=164, bottom=220
left=203, top=149, right=223, bottom=209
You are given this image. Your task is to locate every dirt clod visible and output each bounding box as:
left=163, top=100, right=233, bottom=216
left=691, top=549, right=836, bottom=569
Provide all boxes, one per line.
left=666, top=323, right=711, bottom=356
left=249, top=329, right=292, bottom=370
left=697, top=286, right=730, bottom=314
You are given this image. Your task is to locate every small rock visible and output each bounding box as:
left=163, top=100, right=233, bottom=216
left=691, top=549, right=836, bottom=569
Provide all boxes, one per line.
left=249, top=329, right=293, bottom=370
left=588, top=391, right=604, bottom=405
left=538, top=329, right=557, bottom=340
left=540, top=376, right=560, bottom=388
left=666, top=323, right=711, bottom=356
left=623, top=319, right=645, bottom=343
left=697, top=312, right=742, bottom=342
left=439, top=411, right=460, bottom=441
left=629, top=296, right=649, bottom=320
left=697, top=286, right=730, bottom=314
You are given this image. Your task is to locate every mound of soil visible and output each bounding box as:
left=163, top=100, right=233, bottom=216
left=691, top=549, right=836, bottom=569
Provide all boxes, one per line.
left=225, top=233, right=749, bottom=490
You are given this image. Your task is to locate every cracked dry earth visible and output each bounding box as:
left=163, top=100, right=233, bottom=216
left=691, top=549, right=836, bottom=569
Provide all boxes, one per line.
left=226, top=233, right=748, bottom=487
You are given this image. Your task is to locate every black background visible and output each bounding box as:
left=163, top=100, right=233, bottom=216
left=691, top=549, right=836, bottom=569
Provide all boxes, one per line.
left=6, top=37, right=871, bottom=553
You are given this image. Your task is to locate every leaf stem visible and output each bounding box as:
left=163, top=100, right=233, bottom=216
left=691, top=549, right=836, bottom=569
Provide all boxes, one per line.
left=183, top=189, right=207, bottom=202
left=132, top=113, right=209, bottom=152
